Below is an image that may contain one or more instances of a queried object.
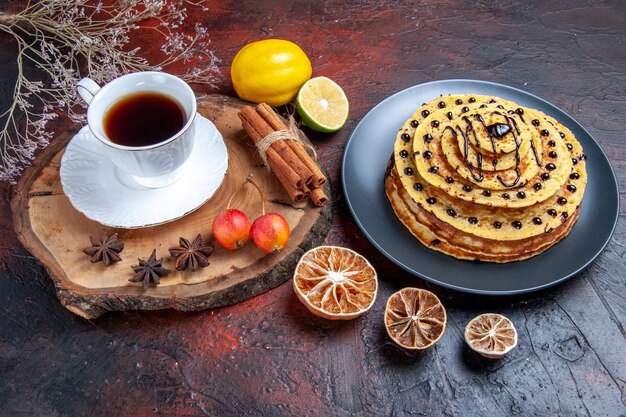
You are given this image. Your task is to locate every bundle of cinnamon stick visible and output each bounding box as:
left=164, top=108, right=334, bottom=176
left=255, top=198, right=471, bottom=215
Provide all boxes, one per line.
left=238, top=103, right=328, bottom=206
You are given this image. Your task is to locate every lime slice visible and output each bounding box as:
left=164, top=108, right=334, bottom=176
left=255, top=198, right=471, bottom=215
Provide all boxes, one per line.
left=296, top=77, right=349, bottom=133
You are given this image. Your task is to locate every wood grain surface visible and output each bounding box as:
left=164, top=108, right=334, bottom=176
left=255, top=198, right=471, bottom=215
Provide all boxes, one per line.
left=11, top=95, right=332, bottom=319
left=0, top=0, right=624, bottom=416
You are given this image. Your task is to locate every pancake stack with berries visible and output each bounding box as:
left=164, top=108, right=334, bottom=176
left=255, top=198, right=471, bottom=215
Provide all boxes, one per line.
left=385, top=94, right=587, bottom=262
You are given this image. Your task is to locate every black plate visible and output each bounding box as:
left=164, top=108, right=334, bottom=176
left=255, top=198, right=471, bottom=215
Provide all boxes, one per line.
left=342, top=79, right=619, bottom=295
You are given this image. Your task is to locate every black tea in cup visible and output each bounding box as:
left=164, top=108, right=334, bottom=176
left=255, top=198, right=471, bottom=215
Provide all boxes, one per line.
left=103, top=92, right=186, bottom=147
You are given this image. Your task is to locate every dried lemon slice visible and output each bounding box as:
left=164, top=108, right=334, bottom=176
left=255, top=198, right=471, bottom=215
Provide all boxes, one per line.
left=293, top=246, right=377, bottom=320
left=464, top=313, right=518, bottom=358
left=384, top=288, right=447, bottom=350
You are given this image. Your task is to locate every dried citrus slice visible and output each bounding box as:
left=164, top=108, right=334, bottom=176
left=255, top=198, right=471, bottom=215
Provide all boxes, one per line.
left=384, top=288, right=446, bottom=350
left=464, top=313, right=518, bottom=358
left=293, top=246, right=377, bottom=320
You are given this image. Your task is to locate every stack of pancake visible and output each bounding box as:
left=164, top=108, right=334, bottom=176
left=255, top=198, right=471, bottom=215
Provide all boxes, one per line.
left=385, top=94, right=587, bottom=262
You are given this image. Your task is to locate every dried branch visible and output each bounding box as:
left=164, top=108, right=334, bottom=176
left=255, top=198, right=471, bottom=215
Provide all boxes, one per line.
left=0, top=0, right=221, bottom=182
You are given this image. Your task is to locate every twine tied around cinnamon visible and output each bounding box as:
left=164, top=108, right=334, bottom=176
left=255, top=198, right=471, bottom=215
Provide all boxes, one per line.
left=254, top=113, right=318, bottom=168
left=238, top=103, right=328, bottom=206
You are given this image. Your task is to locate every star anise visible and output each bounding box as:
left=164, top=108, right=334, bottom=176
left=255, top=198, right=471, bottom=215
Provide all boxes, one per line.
left=82, top=233, right=124, bottom=265
left=168, top=234, right=213, bottom=271
left=129, top=249, right=170, bottom=290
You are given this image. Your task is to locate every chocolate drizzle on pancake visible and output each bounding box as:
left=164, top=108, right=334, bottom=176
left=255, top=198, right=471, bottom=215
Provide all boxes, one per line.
left=444, top=125, right=484, bottom=182
left=440, top=106, right=543, bottom=191
left=486, top=122, right=511, bottom=140
left=497, top=168, right=521, bottom=188
left=388, top=93, right=587, bottom=264
left=475, top=114, right=497, bottom=152
left=492, top=116, right=522, bottom=188
left=499, top=113, right=542, bottom=167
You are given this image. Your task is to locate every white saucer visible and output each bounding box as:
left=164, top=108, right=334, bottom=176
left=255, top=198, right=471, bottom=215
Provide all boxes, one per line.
left=60, top=114, right=228, bottom=228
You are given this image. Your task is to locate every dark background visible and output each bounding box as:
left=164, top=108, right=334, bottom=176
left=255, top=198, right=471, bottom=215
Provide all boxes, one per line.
left=0, top=1, right=624, bottom=416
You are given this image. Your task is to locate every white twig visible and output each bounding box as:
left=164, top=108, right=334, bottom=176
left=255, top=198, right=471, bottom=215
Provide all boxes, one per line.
left=0, top=0, right=221, bottom=182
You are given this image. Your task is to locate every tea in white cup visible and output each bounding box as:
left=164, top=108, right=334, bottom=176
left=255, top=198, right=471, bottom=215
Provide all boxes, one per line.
left=77, top=71, right=197, bottom=188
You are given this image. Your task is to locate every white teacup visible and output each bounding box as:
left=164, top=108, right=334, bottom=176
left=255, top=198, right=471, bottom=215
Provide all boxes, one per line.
left=77, top=71, right=197, bottom=188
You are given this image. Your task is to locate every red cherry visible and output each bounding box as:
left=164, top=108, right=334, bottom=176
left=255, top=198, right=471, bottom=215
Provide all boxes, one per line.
left=212, top=209, right=250, bottom=250
left=251, top=213, right=290, bottom=253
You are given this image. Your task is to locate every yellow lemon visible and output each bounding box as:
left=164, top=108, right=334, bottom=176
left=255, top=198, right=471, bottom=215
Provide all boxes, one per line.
left=231, top=39, right=312, bottom=107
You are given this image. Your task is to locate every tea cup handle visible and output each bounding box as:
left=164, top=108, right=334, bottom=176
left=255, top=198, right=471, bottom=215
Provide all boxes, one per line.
left=77, top=78, right=101, bottom=105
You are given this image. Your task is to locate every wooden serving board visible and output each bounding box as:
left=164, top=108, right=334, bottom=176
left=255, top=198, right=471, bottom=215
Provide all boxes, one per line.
left=11, top=94, right=332, bottom=319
